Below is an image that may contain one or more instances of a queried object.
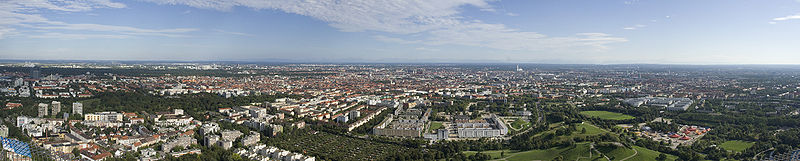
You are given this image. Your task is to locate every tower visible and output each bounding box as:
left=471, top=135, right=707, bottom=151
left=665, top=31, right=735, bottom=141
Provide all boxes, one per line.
left=38, top=103, right=48, bottom=117
left=72, top=102, right=83, bottom=115
left=51, top=101, right=61, bottom=115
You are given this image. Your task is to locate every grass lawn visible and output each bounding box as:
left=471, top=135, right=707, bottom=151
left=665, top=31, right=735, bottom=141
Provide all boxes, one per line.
left=532, top=122, right=610, bottom=140
left=627, top=146, right=678, bottom=161
left=463, top=150, right=516, bottom=159
left=470, top=142, right=677, bottom=161
left=580, top=111, right=635, bottom=120
left=597, top=144, right=636, bottom=160
left=571, top=123, right=607, bottom=136
left=720, top=140, right=755, bottom=152
left=498, top=142, right=601, bottom=161
left=510, top=118, right=531, bottom=129
left=428, top=121, right=444, bottom=133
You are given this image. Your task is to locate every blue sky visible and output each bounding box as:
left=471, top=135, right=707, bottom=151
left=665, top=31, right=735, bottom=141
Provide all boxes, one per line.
left=1, top=0, right=800, bottom=64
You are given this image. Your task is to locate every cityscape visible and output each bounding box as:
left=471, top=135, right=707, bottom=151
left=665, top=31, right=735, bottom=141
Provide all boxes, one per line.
left=2, top=0, right=800, bottom=161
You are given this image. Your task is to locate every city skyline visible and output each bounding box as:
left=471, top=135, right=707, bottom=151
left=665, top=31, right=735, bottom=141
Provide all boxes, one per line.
left=2, top=0, right=800, bottom=64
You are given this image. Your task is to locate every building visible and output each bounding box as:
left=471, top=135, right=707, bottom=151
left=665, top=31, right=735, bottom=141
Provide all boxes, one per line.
left=267, top=124, right=283, bottom=137
left=13, top=78, right=23, bottom=87
left=242, top=132, right=260, bottom=146
left=454, top=114, right=508, bottom=138
left=348, top=110, right=361, bottom=120
left=0, top=125, right=8, bottom=137
left=199, top=122, right=220, bottom=135
left=221, top=130, right=243, bottom=141
left=51, top=101, right=61, bottom=115
left=84, top=112, right=123, bottom=122
left=204, top=135, right=220, bottom=147
left=38, top=103, right=48, bottom=117
left=162, top=136, right=197, bottom=152
left=335, top=115, right=349, bottom=123
left=219, top=140, right=233, bottom=150
left=624, top=97, right=694, bottom=111
left=373, top=108, right=431, bottom=138
left=72, top=102, right=83, bottom=115
left=5, top=102, right=22, bottom=109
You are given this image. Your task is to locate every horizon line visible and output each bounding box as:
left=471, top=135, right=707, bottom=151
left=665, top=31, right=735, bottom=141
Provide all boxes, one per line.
left=1, top=59, right=800, bottom=66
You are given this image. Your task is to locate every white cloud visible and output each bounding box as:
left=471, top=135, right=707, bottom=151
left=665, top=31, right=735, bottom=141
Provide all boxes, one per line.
left=624, top=0, right=640, bottom=5
left=623, top=24, right=646, bottom=30
left=27, top=32, right=132, bottom=39
left=773, top=13, right=800, bottom=21
left=213, top=29, right=254, bottom=37
left=0, top=0, right=195, bottom=39
left=11, top=0, right=125, bottom=12
left=373, top=35, right=421, bottom=44
left=415, top=47, right=440, bottom=52
left=143, top=0, right=626, bottom=52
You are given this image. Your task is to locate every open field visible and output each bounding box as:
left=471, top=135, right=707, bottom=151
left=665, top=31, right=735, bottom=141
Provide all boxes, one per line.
left=626, top=146, right=678, bottom=161
left=510, top=118, right=531, bottom=129
left=720, top=140, right=755, bottom=152
left=496, top=142, right=601, bottom=161
left=572, top=123, right=607, bottom=136
left=483, top=143, right=677, bottom=161
left=428, top=121, right=444, bottom=133
left=580, top=111, right=636, bottom=120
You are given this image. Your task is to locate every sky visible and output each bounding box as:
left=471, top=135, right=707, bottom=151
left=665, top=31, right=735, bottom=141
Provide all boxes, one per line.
left=1, top=0, right=800, bottom=64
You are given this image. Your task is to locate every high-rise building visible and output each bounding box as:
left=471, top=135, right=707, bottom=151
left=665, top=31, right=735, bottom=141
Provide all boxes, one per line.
left=349, top=110, right=361, bottom=120
left=13, top=78, right=23, bottom=87
left=51, top=101, right=61, bottom=115
left=30, top=67, right=41, bottom=79
left=38, top=103, right=48, bottom=117
left=0, top=125, right=8, bottom=137
left=72, top=102, right=83, bottom=115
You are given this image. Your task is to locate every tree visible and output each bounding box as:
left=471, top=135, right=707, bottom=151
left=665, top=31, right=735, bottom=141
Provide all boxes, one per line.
left=553, top=155, right=564, bottom=161
left=656, top=153, right=667, bottom=161
left=468, top=152, right=491, bottom=161
left=581, top=127, right=587, bottom=134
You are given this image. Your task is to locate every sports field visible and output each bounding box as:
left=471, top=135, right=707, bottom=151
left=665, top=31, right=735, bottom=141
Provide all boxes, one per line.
left=720, top=140, right=755, bottom=152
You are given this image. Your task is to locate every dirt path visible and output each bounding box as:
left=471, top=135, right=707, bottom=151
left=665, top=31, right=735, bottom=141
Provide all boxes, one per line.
left=619, top=147, right=639, bottom=161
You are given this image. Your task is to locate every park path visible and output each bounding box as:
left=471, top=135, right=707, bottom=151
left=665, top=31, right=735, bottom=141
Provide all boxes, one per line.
left=575, top=143, right=594, bottom=161
left=618, top=147, right=638, bottom=161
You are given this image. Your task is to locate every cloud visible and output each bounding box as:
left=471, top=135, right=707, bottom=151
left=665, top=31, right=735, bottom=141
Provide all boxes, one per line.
left=27, top=32, right=132, bottom=39
left=0, top=0, right=195, bottom=39
left=623, top=24, right=646, bottom=30
left=214, top=29, right=254, bottom=37
left=624, top=0, right=640, bottom=5
left=11, top=0, right=125, bottom=12
left=373, top=35, right=422, bottom=44
left=773, top=13, right=800, bottom=21
left=143, top=0, right=626, bottom=52
left=415, top=47, right=440, bottom=52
